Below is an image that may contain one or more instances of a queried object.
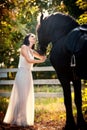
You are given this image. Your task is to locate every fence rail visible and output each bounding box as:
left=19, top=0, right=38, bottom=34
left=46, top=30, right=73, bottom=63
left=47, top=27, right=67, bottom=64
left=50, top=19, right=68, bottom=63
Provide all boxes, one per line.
left=0, top=66, right=60, bottom=85
left=0, top=66, right=62, bottom=98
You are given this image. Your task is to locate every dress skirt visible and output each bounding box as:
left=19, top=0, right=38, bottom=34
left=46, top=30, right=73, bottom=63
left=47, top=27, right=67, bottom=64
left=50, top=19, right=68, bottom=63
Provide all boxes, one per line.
left=3, top=68, right=34, bottom=126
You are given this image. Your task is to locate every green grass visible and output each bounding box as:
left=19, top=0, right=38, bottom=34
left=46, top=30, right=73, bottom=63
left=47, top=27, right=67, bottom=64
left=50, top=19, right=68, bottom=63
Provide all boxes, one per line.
left=34, top=85, right=62, bottom=92
left=35, top=97, right=66, bottom=123
left=0, top=85, right=62, bottom=92
left=0, top=97, right=64, bottom=113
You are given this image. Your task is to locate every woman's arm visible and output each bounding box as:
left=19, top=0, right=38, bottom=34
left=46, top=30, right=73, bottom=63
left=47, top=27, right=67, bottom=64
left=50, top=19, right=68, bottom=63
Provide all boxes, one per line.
left=21, top=45, right=46, bottom=64
left=33, top=50, right=46, bottom=60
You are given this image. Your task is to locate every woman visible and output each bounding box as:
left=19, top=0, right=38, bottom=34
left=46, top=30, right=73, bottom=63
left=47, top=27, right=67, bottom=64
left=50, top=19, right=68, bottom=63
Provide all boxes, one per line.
left=3, top=33, right=46, bottom=126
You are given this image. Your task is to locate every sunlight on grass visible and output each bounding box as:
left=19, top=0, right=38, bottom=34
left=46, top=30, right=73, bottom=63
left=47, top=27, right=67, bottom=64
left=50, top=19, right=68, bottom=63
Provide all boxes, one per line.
left=35, top=97, right=66, bottom=122
left=0, top=96, right=66, bottom=122
left=0, top=85, right=62, bottom=92
left=0, top=85, right=87, bottom=124
left=35, top=98, right=65, bottom=112
left=34, top=85, right=62, bottom=92
left=0, top=89, right=81, bottom=123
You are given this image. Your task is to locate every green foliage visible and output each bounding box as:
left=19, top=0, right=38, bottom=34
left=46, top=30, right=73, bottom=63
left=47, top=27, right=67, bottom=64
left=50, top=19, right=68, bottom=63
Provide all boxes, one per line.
left=63, top=0, right=84, bottom=18
left=77, top=12, right=87, bottom=24
left=0, top=0, right=38, bottom=68
left=34, top=85, right=62, bottom=92
left=0, top=0, right=87, bottom=68
left=82, top=88, right=87, bottom=115
left=0, top=97, right=9, bottom=113
left=76, top=0, right=87, bottom=24
left=76, top=0, right=87, bottom=10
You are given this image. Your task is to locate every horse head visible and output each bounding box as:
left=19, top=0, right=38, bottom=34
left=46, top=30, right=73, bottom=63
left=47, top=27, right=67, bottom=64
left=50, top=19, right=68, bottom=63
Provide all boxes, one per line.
left=36, top=13, right=52, bottom=55
left=36, top=12, right=78, bottom=55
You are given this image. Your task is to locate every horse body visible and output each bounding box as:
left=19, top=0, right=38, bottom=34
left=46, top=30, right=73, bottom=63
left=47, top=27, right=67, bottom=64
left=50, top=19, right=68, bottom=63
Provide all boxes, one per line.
left=37, top=12, right=87, bottom=130
left=65, top=27, right=87, bottom=79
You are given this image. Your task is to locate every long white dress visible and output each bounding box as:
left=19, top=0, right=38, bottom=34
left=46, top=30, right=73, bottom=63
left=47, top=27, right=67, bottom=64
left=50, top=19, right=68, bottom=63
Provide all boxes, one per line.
left=3, top=50, right=34, bottom=126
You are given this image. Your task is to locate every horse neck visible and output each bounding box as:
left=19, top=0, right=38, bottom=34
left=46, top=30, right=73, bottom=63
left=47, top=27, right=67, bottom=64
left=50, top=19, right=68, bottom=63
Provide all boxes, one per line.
left=51, top=21, right=79, bottom=44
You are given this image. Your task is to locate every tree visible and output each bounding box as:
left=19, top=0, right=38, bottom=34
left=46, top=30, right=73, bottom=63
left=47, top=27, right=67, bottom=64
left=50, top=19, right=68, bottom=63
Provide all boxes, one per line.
left=76, top=0, right=87, bottom=24
left=1, top=0, right=86, bottom=68
left=63, top=0, right=84, bottom=18
left=0, top=0, right=39, bottom=68
left=0, top=0, right=18, bottom=67
left=0, top=0, right=65, bottom=68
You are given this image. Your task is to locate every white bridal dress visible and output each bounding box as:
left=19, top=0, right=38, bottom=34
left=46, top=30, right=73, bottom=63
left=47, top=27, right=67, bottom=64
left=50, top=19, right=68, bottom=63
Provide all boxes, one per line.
left=3, top=49, right=34, bottom=126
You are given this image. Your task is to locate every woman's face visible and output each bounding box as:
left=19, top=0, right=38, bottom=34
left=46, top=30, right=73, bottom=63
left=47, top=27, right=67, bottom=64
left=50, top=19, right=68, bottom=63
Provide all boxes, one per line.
left=28, top=34, right=36, bottom=45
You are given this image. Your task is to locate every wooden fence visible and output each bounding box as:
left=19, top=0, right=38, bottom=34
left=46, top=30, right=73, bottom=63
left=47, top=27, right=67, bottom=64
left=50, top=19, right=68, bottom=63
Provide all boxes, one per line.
left=0, top=66, right=63, bottom=98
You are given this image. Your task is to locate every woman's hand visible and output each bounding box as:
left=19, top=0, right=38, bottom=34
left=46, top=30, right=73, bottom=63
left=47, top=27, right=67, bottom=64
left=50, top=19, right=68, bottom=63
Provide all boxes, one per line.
left=40, top=55, right=47, bottom=62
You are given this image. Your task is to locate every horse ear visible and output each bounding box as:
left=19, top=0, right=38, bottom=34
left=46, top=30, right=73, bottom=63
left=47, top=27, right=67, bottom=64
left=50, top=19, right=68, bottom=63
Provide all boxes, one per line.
left=40, top=13, right=44, bottom=23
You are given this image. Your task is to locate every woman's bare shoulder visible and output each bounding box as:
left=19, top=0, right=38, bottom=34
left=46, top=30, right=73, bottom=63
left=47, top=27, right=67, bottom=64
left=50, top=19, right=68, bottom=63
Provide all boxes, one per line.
left=21, top=44, right=27, bottom=48
left=21, top=45, right=28, bottom=51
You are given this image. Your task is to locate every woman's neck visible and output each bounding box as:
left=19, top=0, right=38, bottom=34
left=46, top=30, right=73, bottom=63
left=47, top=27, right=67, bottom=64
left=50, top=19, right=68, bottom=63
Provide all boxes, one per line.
left=29, top=43, right=33, bottom=49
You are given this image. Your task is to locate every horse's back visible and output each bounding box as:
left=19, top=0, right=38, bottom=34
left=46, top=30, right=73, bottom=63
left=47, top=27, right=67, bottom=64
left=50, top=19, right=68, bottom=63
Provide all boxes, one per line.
left=50, top=25, right=87, bottom=79
left=64, top=25, right=87, bottom=79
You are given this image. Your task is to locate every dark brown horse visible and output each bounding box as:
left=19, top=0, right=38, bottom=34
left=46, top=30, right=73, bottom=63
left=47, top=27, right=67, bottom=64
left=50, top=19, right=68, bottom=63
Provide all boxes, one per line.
left=36, top=12, right=87, bottom=130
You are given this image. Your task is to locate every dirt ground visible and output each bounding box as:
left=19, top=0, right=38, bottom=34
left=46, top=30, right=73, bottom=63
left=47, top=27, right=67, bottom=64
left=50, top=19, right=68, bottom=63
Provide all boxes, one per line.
left=0, top=119, right=65, bottom=130
left=0, top=112, right=65, bottom=130
left=0, top=97, right=66, bottom=130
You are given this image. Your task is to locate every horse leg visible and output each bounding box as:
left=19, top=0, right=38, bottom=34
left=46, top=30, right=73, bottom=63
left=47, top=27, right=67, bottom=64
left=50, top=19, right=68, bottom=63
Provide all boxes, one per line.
left=73, top=79, right=87, bottom=130
left=59, top=77, right=77, bottom=130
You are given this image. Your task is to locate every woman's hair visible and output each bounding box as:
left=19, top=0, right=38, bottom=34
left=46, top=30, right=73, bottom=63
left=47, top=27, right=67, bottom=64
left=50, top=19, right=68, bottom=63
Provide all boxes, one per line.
left=22, top=33, right=35, bottom=49
left=23, top=33, right=31, bottom=46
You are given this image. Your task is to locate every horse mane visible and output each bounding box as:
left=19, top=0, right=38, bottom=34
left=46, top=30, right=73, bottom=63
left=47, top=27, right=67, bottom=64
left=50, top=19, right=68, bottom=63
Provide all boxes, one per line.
left=40, top=12, right=76, bottom=22
left=36, top=12, right=77, bottom=33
